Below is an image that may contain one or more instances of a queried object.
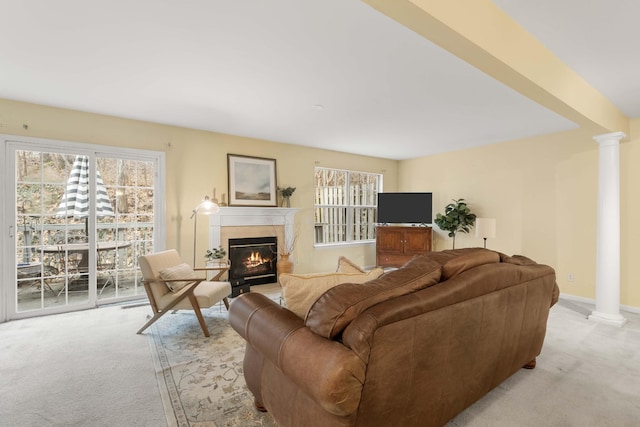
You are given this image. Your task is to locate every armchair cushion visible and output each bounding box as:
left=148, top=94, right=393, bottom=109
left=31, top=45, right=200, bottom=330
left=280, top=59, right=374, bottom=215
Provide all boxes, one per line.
left=159, top=262, right=198, bottom=292
left=157, top=280, right=232, bottom=310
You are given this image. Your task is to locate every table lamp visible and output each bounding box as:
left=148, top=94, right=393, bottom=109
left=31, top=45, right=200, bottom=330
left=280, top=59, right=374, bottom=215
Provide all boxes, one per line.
left=475, top=218, right=496, bottom=249
left=191, top=195, right=220, bottom=266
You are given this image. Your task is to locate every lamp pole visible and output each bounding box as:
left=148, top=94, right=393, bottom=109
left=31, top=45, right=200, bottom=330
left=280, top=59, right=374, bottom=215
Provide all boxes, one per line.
left=191, top=196, right=220, bottom=266
left=475, top=218, right=496, bottom=249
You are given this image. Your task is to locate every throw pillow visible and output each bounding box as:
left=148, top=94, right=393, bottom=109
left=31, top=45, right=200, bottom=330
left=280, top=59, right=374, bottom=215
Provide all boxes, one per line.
left=280, top=268, right=385, bottom=318
left=336, top=256, right=365, bottom=273
left=336, top=256, right=365, bottom=274
left=159, top=263, right=198, bottom=293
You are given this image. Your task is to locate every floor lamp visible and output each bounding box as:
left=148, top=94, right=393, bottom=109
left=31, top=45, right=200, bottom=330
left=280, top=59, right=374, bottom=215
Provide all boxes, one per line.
left=475, top=218, right=496, bottom=249
left=191, top=196, right=220, bottom=266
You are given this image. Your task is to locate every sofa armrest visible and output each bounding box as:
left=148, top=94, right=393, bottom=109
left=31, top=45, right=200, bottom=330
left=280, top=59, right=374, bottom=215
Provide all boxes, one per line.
left=229, top=292, right=305, bottom=361
left=229, top=293, right=366, bottom=417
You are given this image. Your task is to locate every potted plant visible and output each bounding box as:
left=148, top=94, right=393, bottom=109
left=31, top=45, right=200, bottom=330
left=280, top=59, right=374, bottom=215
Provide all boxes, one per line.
left=434, top=198, right=477, bottom=249
left=277, top=186, right=296, bottom=207
left=205, top=245, right=227, bottom=267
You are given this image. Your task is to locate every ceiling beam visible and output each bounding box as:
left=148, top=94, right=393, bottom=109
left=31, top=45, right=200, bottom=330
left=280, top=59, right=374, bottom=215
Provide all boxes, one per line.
left=363, top=0, right=629, bottom=136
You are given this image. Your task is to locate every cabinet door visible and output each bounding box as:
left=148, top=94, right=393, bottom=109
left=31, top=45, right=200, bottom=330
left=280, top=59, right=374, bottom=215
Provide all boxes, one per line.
left=404, top=228, right=432, bottom=253
left=376, top=227, right=404, bottom=253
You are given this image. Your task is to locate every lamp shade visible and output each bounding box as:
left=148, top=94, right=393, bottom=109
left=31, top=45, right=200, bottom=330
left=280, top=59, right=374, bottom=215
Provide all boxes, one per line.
left=194, top=196, right=220, bottom=216
left=475, top=218, right=496, bottom=239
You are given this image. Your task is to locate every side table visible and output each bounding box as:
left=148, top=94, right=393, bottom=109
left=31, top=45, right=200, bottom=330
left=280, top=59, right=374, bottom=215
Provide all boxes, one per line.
left=194, top=266, right=229, bottom=282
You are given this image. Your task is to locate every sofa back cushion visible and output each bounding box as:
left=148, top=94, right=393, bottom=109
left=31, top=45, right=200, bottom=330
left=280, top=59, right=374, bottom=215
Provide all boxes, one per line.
left=305, top=255, right=442, bottom=339
left=441, top=249, right=500, bottom=280
left=280, top=268, right=385, bottom=318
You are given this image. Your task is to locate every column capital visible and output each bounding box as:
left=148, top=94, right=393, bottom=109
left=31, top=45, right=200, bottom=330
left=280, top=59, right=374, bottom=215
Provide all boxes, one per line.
left=593, top=131, right=626, bottom=145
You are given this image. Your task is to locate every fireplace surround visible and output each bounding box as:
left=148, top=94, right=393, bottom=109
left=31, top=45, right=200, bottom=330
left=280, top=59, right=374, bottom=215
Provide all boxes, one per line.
left=208, top=207, right=299, bottom=284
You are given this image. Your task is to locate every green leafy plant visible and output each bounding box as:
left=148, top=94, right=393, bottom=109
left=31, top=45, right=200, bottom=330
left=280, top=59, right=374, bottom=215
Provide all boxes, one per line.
left=205, top=245, right=226, bottom=260
left=434, top=198, right=477, bottom=249
left=277, top=186, right=296, bottom=197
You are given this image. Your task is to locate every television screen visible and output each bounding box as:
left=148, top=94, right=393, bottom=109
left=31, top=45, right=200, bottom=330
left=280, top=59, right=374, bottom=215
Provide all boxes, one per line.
left=377, top=192, right=433, bottom=224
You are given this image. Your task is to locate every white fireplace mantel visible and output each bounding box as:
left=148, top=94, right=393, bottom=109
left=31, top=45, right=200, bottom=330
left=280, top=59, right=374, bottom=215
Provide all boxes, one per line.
left=208, top=207, right=299, bottom=251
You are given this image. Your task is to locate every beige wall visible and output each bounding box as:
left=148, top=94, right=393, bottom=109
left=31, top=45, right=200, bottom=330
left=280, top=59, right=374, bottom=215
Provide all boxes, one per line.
left=5, top=97, right=637, bottom=309
left=399, top=122, right=640, bottom=309
left=1, top=98, right=398, bottom=273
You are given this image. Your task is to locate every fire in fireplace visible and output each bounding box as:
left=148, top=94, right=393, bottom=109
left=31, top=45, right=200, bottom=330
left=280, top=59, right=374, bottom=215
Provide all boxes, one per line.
left=228, top=236, right=277, bottom=285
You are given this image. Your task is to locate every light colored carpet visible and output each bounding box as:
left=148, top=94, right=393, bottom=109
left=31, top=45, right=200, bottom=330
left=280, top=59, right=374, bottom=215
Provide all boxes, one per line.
left=1, top=292, right=639, bottom=427
left=0, top=303, right=166, bottom=427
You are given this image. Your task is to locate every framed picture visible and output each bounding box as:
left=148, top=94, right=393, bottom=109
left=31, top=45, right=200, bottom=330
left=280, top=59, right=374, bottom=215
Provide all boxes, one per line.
left=227, top=154, right=278, bottom=207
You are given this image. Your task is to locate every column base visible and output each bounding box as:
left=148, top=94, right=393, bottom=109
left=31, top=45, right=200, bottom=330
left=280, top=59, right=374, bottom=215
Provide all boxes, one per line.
left=588, top=310, right=628, bottom=327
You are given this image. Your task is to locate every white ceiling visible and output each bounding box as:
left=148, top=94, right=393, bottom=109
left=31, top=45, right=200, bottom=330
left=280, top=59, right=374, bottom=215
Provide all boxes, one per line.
left=1, top=0, right=638, bottom=160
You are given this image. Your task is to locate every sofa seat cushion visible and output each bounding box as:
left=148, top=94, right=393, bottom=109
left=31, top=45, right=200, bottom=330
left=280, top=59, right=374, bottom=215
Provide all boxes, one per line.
left=157, top=280, right=232, bottom=310
left=280, top=268, right=385, bottom=318
left=306, top=255, right=442, bottom=339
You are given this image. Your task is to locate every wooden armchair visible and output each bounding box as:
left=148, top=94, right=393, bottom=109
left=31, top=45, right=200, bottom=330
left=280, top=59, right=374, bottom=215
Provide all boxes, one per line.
left=137, top=249, right=232, bottom=337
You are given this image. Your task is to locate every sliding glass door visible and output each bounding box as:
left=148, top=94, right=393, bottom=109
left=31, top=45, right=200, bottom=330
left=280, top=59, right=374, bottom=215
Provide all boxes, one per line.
left=4, top=137, right=164, bottom=319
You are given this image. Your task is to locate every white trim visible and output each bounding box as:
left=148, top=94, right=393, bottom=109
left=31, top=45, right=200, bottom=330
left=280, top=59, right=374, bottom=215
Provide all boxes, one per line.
left=560, top=293, right=640, bottom=315
left=209, top=207, right=299, bottom=254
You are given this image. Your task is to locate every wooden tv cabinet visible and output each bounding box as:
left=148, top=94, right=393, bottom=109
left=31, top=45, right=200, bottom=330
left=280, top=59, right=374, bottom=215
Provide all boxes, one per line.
left=376, top=226, right=432, bottom=268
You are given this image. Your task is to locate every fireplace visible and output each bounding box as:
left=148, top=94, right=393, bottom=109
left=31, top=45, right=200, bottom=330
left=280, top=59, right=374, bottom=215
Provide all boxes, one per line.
left=228, top=236, right=278, bottom=286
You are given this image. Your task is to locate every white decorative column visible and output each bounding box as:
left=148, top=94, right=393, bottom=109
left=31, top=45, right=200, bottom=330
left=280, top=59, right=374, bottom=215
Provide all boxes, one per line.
left=588, top=131, right=627, bottom=327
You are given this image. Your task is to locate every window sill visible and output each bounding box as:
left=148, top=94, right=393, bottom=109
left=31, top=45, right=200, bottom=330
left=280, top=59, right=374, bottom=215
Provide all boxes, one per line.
left=314, top=240, right=375, bottom=249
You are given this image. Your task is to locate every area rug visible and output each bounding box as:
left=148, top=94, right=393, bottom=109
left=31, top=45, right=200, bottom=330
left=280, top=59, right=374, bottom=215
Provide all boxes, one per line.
left=147, top=306, right=277, bottom=427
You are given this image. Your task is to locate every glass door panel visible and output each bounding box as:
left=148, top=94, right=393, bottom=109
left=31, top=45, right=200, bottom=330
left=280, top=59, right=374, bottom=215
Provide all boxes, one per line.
left=95, top=156, right=155, bottom=301
left=13, top=148, right=158, bottom=315
left=16, top=151, right=91, bottom=312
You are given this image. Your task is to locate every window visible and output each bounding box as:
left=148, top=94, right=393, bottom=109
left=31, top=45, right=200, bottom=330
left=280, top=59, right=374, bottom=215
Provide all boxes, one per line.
left=314, top=167, right=381, bottom=245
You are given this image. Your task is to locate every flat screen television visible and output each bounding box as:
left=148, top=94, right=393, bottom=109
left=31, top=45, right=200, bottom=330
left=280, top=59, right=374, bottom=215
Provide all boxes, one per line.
left=377, top=192, right=433, bottom=224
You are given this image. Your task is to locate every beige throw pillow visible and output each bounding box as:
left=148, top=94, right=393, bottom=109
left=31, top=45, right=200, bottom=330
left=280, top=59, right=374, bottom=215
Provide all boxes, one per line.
left=280, top=268, right=385, bottom=318
left=159, top=263, right=198, bottom=293
left=336, top=256, right=365, bottom=274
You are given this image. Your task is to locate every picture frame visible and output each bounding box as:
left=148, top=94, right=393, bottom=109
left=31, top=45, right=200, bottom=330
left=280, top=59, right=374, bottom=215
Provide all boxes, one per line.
left=227, top=154, right=278, bottom=207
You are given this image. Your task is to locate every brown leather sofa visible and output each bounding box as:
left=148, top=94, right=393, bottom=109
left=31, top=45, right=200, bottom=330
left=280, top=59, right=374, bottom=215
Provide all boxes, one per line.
left=229, top=248, right=559, bottom=427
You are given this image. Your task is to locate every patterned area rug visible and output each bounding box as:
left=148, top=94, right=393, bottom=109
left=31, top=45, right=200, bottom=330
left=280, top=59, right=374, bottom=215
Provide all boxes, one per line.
left=147, top=305, right=277, bottom=427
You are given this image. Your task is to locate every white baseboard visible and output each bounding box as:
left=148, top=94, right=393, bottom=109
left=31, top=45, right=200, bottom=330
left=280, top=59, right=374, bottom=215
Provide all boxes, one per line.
left=560, top=293, right=640, bottom=314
